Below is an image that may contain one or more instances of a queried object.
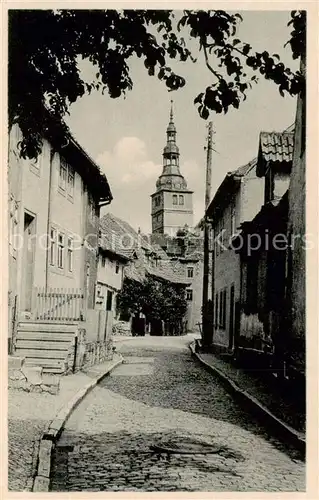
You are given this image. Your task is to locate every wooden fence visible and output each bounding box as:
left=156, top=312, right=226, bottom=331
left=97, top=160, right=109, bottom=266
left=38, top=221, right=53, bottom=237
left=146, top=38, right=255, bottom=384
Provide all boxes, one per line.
left=33, top=287, right=86, bottom=321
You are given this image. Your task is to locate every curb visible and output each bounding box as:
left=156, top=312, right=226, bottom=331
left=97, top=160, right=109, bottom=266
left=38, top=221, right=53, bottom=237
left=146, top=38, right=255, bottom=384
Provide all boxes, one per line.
left=32, top=355, right=124, bottom=492
left=113, top=336, right=134, bottom=343
left=189, top=342, right=305, bottom=459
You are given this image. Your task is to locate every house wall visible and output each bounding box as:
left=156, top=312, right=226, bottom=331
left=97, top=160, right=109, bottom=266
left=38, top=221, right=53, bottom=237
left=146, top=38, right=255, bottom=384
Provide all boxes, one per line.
left=287, top=86, right=306, bottom=371
left=8, top=123, right=103, bottom=319
left=274, top=173, right=290, bottom=201
left=95, top=253, right=125, bottom=314
left=8, top=125, right=23, bottom=339
left=238, top=251, right=272, bottom=351
left=97, top=254, right=125, bottom=291
left=176, top=259, right=203, bottom=332
left=47, top=151, right=84, bottom=290
left=213, top=245, right=241, bottom=348
left=211, top=165, right=264, bottom=350
left=240, top=170, right=264, bottom=224
left=83, top=187, right=100, bottom=309
left=13, top=127, right=52, bottom=315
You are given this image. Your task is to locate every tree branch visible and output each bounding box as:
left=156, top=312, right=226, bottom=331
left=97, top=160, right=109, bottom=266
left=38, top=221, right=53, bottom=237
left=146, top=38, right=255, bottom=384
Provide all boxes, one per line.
left=202, top=42, right=222, bottom=81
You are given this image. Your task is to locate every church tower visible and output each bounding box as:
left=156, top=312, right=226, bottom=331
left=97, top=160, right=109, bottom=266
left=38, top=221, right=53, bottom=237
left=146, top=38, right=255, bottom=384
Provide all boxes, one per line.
left=151, top=101, right=194, bottom=236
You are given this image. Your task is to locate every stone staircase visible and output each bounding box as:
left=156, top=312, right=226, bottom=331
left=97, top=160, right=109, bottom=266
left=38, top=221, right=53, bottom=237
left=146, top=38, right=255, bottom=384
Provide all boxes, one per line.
left=14, top=321, right=78, bottom=374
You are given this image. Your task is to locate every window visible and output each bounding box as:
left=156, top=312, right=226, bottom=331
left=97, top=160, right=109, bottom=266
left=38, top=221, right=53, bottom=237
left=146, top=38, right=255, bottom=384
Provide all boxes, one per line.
left=218, top=289, right=227, bottom=329
left=67, top=237, right=73, bottom=272
left=179, top=195, right=184, bottom=205
left=173, top=195, right=178, bottom=205
left=171, top=157, right=177, bottom=165
left=214, top=224, right=219, bottom=257
left=187, top=267, right=194, bottom=278
left=246, top=257, right=258, bottom=311
left=57, top=233, right=65, bottom=268
left=221, top=228, right=226, bottom=251
left=219, top=292, right=223, bottom=326
left=67, top=166, right=75, bottom=199
left=186, top=289, right=193, bottom=301
left=215, top=293, right=219, bottom=328
left=265, top=167, right=274, bottom=203
left=49, top=228, right=56, bottom=266
left=59, top=160, right=67, bottom=191
left=101, top=256, right=106, bottom=267
left=115, top=262, right=120, bottom=274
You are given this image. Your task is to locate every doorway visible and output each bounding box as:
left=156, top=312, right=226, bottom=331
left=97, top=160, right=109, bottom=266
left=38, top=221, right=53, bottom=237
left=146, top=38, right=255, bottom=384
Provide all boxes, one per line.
left=228, top=284, right=235, bottom=350
left=106, top=290, right=113, bottom=311
left=21, top=212, right=36, bottom=312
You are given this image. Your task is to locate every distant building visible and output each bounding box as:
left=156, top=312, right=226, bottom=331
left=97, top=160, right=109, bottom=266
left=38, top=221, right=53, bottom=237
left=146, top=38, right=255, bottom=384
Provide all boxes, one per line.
left=96, top=219, right=132, bottom=316
left=151, top=102, right=193, bottom=236
left=99, top=213, right=190, bottom=334
left=150, top=103, right=202, bottom=332
left=151, top=228, right=204, bottom=332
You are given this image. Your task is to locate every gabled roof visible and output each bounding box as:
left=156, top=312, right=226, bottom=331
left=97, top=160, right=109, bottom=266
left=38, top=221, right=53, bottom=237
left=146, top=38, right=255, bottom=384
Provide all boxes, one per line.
left=36, top=106, right=112, bottom=203
left=99, top=216, right=135, bottom=260
left=147, top=263, right=190, bottom=285
left=256, top=131, right=294, bottom=177
left=206, top=157, right=258, bottom=221
left=230, top=157, right=257, bottom=177
left=100, top=213, right=189, bottom=285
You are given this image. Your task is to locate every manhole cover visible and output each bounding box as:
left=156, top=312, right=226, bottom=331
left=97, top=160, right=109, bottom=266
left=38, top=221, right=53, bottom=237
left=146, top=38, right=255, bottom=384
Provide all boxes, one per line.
left=150, top=439, right=222, bottom=455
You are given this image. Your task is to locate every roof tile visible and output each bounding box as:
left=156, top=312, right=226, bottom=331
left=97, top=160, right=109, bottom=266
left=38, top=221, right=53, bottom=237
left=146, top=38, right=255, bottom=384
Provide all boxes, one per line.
left=259, top=131, right=294, bottom=163
left=100, top=213, right=188, bottom=284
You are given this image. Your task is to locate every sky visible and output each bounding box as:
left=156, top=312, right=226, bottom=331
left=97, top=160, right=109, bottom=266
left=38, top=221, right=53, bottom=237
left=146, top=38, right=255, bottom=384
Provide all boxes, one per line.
left=66, top=10, right=298, bottom=234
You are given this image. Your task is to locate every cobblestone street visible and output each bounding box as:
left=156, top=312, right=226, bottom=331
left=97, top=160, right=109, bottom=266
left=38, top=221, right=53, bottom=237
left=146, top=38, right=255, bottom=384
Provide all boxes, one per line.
left=51, top=336, right=305, bottom=492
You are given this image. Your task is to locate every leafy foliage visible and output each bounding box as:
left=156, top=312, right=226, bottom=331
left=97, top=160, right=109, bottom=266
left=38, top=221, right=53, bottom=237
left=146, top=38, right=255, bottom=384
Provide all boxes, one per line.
left=117, top=276, right=187, bottom=325
left=8, top=9, right=306, bottom=158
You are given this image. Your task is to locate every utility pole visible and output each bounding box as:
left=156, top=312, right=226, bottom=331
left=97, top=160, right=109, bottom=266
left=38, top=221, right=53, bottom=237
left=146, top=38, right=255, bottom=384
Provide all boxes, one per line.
left=201, top=122, right=213, bottom=350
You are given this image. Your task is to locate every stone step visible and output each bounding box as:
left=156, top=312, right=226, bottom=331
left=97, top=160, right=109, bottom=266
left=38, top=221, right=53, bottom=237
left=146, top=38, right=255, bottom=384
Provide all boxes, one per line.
left=17, top=322, right=78, bottom=333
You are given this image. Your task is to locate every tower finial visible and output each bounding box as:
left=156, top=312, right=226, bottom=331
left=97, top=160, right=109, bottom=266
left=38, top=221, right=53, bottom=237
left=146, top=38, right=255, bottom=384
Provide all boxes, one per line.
left=170, top=100, right=174, bottom=122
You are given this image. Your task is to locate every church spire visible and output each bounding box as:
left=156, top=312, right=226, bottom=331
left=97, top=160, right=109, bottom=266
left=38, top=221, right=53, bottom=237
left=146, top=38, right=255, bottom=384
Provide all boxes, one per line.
left=155, top=102, right=188, bottom=192
left=170, top=99, right=174, bottom=122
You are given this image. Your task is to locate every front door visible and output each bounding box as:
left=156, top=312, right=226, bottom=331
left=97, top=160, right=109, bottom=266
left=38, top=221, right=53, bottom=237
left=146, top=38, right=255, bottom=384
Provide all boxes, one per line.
left=21, top=212, right=36, bottom=312
left=228, top=285, right=235, bottom=350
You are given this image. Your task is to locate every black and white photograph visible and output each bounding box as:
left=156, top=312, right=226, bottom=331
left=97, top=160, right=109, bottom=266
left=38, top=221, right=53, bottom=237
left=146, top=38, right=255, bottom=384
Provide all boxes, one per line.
left=4, top=4, right=316, bottom=495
